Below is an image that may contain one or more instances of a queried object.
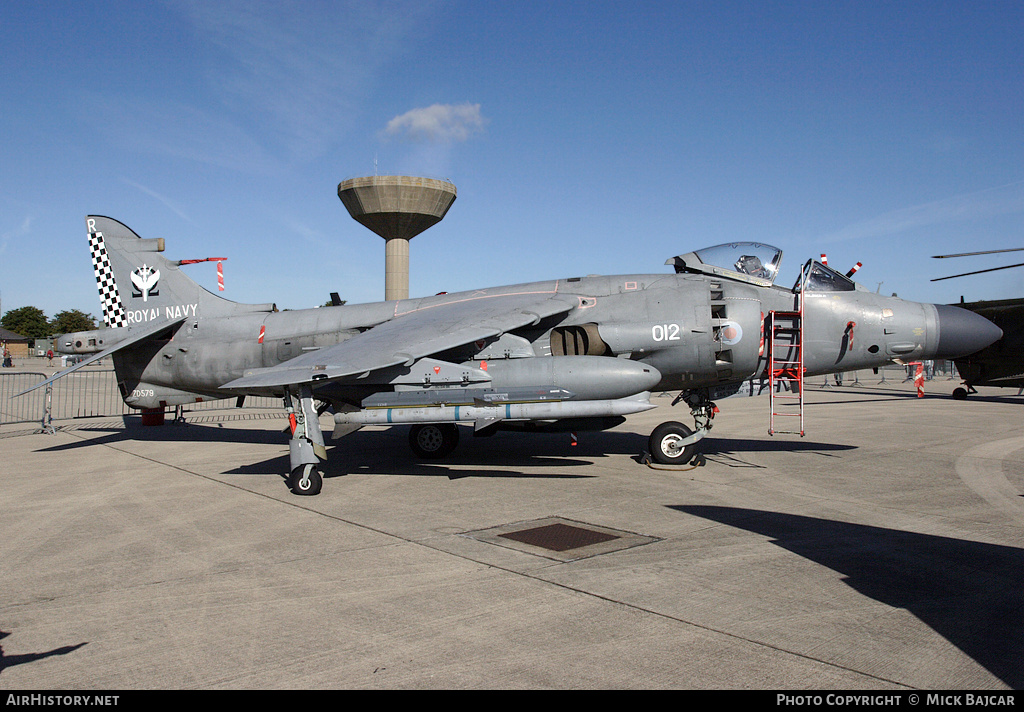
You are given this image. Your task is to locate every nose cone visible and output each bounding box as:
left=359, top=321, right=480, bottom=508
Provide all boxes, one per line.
left=934, top=304, right=1003, bottom=358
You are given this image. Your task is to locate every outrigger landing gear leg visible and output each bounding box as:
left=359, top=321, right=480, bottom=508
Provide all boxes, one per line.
left=285, top=385, right=327, bottom=496
left=647, top=389, right=716, bottom=466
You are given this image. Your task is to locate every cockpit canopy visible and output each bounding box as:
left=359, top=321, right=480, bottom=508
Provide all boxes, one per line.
left=666, top=242, right=861, bottom=293
left=666, top=242, right=783, bottom=286
left=800, top=260, right=856, bottom=292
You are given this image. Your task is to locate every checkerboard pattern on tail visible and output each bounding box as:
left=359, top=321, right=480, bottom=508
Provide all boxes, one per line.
left=88, top=228, right=128, bottom=328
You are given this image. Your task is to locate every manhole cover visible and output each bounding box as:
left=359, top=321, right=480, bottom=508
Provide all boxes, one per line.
left=463, top=517, right=660, bottom=562
left=499, top=522, right=619, bottom=551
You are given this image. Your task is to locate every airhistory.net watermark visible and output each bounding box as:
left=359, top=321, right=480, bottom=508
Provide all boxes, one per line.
left=5, top=696, right=119, bottom=707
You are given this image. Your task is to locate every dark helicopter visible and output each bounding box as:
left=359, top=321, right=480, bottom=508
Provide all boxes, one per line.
left=932, top=247, right=1024, bottom=399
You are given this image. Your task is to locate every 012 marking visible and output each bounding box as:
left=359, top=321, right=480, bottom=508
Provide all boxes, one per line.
left=651, top=323, right=681, bottom=341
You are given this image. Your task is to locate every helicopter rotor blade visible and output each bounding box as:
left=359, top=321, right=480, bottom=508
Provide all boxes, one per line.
left=931, top=262, right=1024, bottom=281
left=932, top=247, right=1024, bottom=259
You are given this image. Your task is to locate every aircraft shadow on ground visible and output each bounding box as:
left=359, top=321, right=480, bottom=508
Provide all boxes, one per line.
left=694, top=437, right=857, bottom=468
left=232, top=428, right=653, bottom=481
left=946, top=392, right=1024, bottom=405
left=33, top=420, right=646, bottom=482
left=672, top=505, right=1024, bottom=688
left=316, top=430, right=854, bottom=480
left=35, top=419, right=860, bottom=480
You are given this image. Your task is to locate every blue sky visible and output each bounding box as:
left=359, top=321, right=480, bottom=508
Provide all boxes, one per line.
left=2, top=0, right=1023, bottom=321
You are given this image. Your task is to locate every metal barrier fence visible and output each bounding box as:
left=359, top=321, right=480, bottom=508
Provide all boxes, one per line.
left=0, top=368, right=278, bottom=426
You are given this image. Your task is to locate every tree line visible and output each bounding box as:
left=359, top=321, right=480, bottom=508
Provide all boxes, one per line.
left=1, top=307, right=97, bottom=343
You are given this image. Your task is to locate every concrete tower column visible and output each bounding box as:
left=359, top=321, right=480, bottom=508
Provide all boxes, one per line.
left=384, top=237, right=410, bottom=301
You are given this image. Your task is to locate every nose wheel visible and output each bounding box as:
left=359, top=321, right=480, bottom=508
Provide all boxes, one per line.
left=649, top=421, right=698, bottom=464
left=646, top=389, right=716, bottom=466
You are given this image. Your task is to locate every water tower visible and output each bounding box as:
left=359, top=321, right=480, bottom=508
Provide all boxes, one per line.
left=338, top=175, right=457, bottom=301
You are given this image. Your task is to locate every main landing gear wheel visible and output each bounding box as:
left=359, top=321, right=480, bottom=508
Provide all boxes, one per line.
left=649, top=421, right=697, bottom=465
left=952, top=387, right=969, bottom=400
left=289, top=464, right=322, bottom=496
left=409, top=423, right=460, bottom=459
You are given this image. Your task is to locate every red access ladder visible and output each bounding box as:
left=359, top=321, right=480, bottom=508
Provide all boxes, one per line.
left=768, top=290, right=805, bottom=436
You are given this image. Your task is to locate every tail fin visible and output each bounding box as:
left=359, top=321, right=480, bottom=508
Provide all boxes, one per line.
left=85, top=216, right=273, bottom=327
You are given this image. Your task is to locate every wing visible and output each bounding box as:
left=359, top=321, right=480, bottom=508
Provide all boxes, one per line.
left=221, top=293, right=575, bottom=390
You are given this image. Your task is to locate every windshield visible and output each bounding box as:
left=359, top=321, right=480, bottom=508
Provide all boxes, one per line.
left=668, top=242, right=783, bottom=284
left=801, top=261, right=856, bottom=292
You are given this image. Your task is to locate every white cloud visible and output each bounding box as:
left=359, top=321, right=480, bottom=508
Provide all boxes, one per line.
left=383, top=103, right=487, bottom=143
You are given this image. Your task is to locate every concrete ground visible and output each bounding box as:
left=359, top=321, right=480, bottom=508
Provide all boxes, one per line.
left=1, top=375, right=1022, bottom=690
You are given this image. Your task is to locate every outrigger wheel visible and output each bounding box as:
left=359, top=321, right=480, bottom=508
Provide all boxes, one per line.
left=409, top=423, right=460, bottom=459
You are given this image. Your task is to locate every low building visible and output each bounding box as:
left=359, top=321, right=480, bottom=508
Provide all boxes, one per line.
left=1, top=327, right=31, bottom=359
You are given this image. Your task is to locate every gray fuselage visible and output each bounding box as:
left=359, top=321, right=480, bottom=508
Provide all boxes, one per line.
left=108, top=270, right=958, bottom=410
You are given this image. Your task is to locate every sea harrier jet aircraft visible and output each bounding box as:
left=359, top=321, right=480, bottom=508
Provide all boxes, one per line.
left=23, top=216, right=1002, bottom=495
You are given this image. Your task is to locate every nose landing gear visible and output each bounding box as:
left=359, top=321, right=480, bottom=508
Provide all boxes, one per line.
left=646, top=389, right=716, bottom=468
